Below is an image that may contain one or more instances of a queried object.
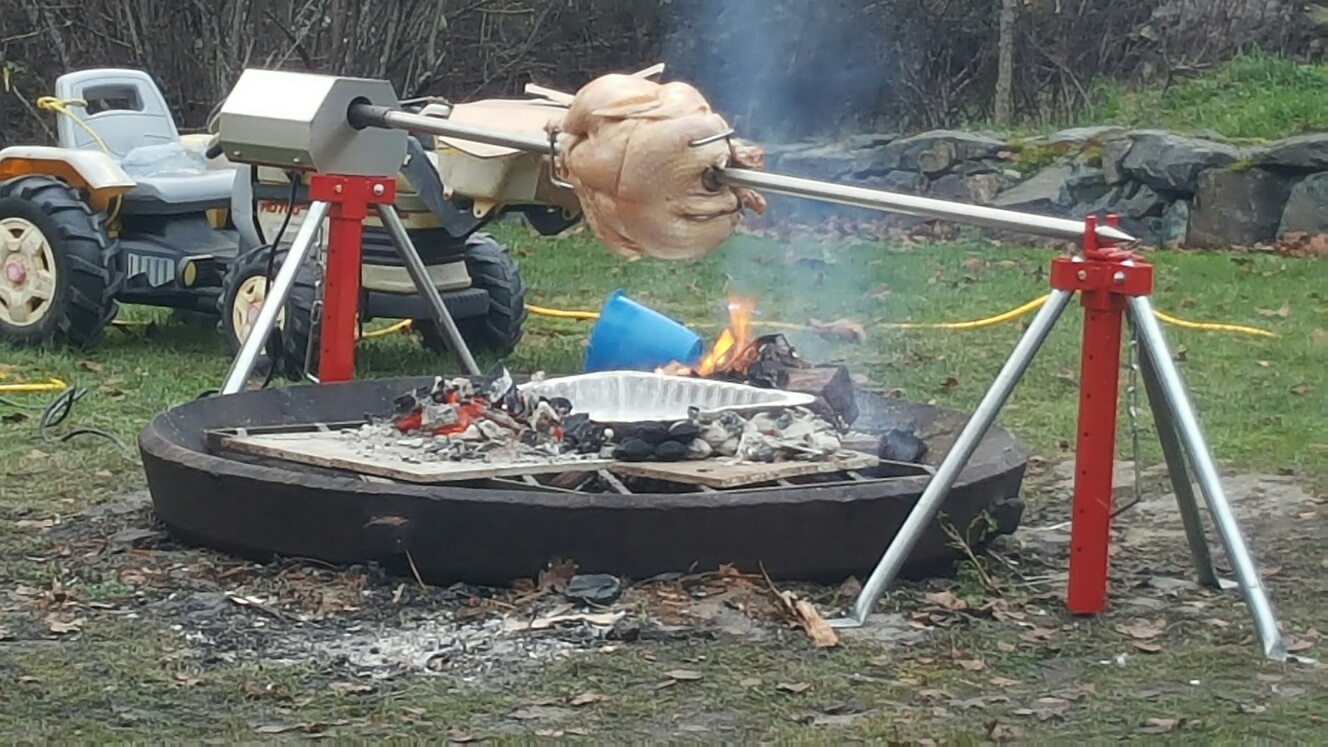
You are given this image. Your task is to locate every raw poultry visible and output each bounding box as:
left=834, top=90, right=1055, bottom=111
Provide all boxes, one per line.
left=549, top=73, right=767, bottom=261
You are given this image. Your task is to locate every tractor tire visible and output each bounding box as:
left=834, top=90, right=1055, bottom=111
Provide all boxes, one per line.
left=216, top=244, right=292, bottom=371
left=217, top=244, right=320, bottom=382
left=416, top=233, right=528, bottom=358
left=0, top=176, right=123, bottom=349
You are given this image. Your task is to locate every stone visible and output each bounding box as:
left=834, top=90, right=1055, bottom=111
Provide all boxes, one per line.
left=860, top=130, right=1005, bottom=175
left=776, top=143, right=860, bottom=180
left=1115, top=182, right=1168, bottom=219
left=964, top=173, right=1004, bottom=205
left=1253, top=133, right=1328, bottom=171
left=1160, top=199, right=1190, bottom=247
left=992, top=164, right=1074, bottom=214
left=1278, top=173, right=1328, bottom=235
left=1120, top=130, right=1242, bottom=193
left=1100, top=138, right=1132, bottom=185
left=844, top=132, right=900, bottom=151
left=565, top=574, right=623, bottom=606
left=852, top=170, right=925, bottom=195
left=1188, top=167, right=1295, bottom=248
left=1055, top=164, right=1110, bottom=209
left=927, top=173, right=969, bottom=202
left=1045, top=125, right=1128, bottom=146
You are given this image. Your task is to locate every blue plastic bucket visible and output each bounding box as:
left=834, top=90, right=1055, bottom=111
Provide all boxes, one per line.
left=583, top=290, right=704, bottom=372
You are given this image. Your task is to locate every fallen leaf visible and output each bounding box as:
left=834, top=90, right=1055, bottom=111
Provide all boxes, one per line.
left=536, top=558, right=577, bottom=593
left=664, top=669, right=704, bottom=682
left=807, top=317, right=867, bottom=344
left=1290, top=382, right=1312, bottom=396
left=17, top=675, right=39, bottom=684
left=1138, top=717, right=1185, bottom=734
left=869, top=284, right=892, bottom=299
left=958, top=659, right=986, bottom=672
left=254, top=724, right=302, bottom=735
left=790, top=597, right=839, bottom=648
left=99, top=385, right=126, bottom=400
left=740, top=678, right=763, bottom=687
left=984, top=719, right=1023, bottom=742
left=402, top=707, right=427, bottom=718
left=173, top=672, right=203, bottom=687
left=777, top=682, right=812, bottom=694
left=1257, top=360, right=1271, bottom=367
left=78, top=360, right=104, bottom=372
left=1238, top=703, right=1267, bottom=715
left=446, top=727, right=477, bottom=742
left=510, top=705, right=574, bottom=722
left=1133, top=641, right=1164, bottom=654
left=2, top=412, right=29, bottom=424
left=568, top=691, right=608, bottom=706
left=1116, top=619, right=1165, bottom=640
left=939, top=375, right=960, bottom=392
left=990, top=677, right=1022, bottom=687
left=1285, top=639, right=1316, bottom=653
left=996, top=641, right=1016, bottom=653
left=328, top=681, right=374, bottom=695
left=44, top=615, right=84, bottom=634
left=923, top=591, right=968, bottom=611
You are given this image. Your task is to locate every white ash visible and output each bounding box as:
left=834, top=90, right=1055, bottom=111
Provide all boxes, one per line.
left=696, top=406, right=843, bottom=463
left=340, top=422, right=612, bottom=468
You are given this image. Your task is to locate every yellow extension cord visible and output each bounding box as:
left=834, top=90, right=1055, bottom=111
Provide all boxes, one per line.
left=34, top=96, right=123, bottom=223
left=525, top=296, right=1279, bottom=338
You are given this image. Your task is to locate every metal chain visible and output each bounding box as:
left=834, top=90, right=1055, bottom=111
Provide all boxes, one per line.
left=303, top=235, right=326, bottom=383
left=1114, top=323, right=1145, bottom=517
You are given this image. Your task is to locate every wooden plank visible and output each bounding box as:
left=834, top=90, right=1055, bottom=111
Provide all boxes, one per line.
left=609, top=450, right=879, bottom=489
left=215, top=431, right=614, bottom=485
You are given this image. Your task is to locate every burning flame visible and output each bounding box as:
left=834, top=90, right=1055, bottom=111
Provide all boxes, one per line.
left=658, top=291, right=757, bottom=377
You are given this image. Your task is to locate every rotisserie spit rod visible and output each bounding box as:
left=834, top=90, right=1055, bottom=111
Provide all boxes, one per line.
left=351, top=104, right=1139, bottom=245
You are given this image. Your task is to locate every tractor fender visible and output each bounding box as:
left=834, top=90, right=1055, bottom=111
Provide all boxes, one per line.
left=0, top=146, right=135, bottom=213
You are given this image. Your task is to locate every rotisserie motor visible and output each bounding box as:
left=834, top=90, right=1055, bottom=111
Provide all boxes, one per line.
left=549, top=73, right=767, bottom=261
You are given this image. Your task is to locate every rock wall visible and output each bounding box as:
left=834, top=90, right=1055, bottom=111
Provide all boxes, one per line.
left=761, top=128, right=1328, bottom=248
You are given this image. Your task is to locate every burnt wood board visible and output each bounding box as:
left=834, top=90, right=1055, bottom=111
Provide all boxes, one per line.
left=212, top=429, right=614, bottom=484
left=608, top=450, right=879, bottom=488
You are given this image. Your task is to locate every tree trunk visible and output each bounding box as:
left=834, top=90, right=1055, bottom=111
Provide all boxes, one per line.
left=994, top=0, right=1018, bottom=126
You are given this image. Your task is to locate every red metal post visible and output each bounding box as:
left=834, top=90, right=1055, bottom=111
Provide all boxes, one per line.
left=1049, top=215, right=1153, bottom=614
left=307, top=174, right=397, bottom=383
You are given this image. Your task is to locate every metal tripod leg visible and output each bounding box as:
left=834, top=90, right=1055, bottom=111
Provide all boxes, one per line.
left=1135, top=327, right=1222, bottom=589
left=374, top=203, right=481, bottom=376
left=1126, top=296, right=1287, bottom=661
left=831, top=289, right=1076, bottom=627
left=220, top=200, right=333, bottom=395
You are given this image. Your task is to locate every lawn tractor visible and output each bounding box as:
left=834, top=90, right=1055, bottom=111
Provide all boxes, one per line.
left=0, top=67, right=586, bottom=378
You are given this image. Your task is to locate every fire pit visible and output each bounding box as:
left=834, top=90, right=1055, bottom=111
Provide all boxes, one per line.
left=139, top=368, right=1029, bottom=585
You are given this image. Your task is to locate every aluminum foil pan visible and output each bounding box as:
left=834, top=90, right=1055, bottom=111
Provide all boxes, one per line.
left=519, top=371, right=817, bottom=424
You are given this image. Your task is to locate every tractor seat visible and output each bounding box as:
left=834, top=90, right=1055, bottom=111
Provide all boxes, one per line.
left=118, top=142, right=236, bottom=215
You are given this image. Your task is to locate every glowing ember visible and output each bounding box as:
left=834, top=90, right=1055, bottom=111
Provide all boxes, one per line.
left=659, top=291, right=758, bottom=377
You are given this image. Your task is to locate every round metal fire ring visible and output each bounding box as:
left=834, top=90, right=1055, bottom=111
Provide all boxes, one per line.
left=139, top=376, right=1029, bottom=585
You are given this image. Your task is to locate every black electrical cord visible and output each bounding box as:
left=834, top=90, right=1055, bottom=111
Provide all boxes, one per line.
left=197, top=174, right=301, bottom=400
left=37, top=386, right=127, bottom=450
left=256, top=174, right=302, bottom=391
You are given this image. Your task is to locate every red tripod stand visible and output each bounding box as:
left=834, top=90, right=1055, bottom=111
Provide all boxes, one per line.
left=835, top=215, right=1287, bottom=660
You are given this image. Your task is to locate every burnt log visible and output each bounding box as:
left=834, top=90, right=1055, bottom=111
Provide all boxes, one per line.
left=783, top=365, right=859, bottom=427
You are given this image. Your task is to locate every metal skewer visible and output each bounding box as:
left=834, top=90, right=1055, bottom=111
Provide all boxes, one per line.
left=349, top=104, right=1138, bottom=246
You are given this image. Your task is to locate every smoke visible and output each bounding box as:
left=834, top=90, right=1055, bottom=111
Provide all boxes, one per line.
left=658, top=0, right=897, bottom=350
left=659, top=0, right=885, bottom=140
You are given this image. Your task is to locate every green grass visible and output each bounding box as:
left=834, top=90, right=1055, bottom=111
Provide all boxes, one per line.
left=1081, top=48, right=1328, bottom=140
left=1, top=224, right=1326, bottom=740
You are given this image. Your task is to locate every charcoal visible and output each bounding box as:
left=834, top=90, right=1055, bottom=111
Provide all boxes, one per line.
left=617, top=421, right=670, bottom=444
left=783, top=365, right=858, bottom=429
left=666, top=420, right=701, bottom=441
left=565, top=574, right=622, bottom=606
left=654, top=440, right=690, bottom=462
left=612, top=438, right=654, bottom=461
left=880, top=428, right=927, bottom=463
left=562, top=413, right=610, bottom=454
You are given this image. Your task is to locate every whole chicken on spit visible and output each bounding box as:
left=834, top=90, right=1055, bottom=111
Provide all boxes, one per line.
left=548, top=73, right=767, bottom=261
